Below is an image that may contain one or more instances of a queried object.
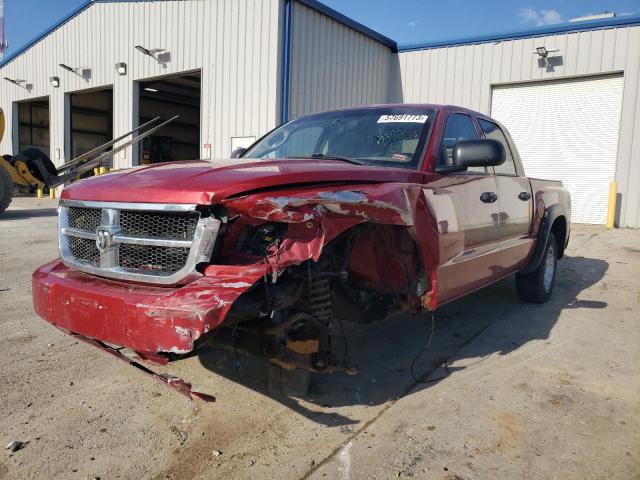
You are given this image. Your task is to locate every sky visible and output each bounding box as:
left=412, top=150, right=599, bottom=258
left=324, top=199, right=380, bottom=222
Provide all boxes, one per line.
left=3, top=0, right=640, bottom=58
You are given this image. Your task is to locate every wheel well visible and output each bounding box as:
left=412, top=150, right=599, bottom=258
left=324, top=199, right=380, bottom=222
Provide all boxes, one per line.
left=551, top=216, right=567, bottom=259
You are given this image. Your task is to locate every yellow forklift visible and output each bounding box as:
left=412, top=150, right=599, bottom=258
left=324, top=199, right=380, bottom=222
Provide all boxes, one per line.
left=0, top=108, right=177, bottom=214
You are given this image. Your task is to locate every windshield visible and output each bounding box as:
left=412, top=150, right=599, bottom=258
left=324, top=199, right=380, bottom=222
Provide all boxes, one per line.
left=243, top=106, right=435, bottom=169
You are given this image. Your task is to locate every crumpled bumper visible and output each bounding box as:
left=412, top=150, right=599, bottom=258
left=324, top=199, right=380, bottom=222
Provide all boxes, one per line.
left=32, top=260, right=265, bottom=355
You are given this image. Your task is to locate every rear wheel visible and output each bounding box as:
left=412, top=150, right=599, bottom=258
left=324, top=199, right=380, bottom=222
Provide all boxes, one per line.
left=516, top=232, right=557, bottom=303
left=0, top=164, right=13, bottom=214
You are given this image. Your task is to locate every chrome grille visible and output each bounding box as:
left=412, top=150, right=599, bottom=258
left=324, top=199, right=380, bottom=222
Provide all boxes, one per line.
left=120, top=211, right=199, bottom=240
left=119, top=244, right=191, bottom=276
left=68, top=236, right=100, bottom=265
left=59, top=200, right=220, bottom=285
left=68, top=207, right=101, bottom=231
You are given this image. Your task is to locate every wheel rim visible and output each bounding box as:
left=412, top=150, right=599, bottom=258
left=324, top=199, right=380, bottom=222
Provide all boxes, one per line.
left=543, top=243, right=556, bottom=292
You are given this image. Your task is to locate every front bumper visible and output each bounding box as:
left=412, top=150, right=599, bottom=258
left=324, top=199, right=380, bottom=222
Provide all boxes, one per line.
left=33, top=260, right=265, bottom=355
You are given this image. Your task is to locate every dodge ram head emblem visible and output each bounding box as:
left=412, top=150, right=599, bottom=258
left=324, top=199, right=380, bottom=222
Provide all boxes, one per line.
left=96, top=227, right=114, bottom=252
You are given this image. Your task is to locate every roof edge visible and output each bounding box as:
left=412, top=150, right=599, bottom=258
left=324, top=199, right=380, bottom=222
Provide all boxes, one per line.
left=398, top=13, right=640, bottom=52
left=295, top=0, right=397, bottom=51
left=0, top=0, right=93, bottom=69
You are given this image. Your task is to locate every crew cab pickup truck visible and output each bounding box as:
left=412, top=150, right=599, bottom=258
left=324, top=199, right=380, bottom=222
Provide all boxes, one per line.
left=33, top=104, right=570, bottom=398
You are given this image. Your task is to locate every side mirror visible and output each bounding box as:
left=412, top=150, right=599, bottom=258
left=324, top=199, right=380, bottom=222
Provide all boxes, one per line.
left=453, top=139, right=505, bottom=168
left=230, top=147, right=247, bottom=158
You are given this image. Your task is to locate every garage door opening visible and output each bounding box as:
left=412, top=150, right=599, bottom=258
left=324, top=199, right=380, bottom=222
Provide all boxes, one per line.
left=68, top=87, right=113, bottom=167
left=138, top=71, right=200, bottom=164
left=16, top=97, right=50, bottom=157
left=491, top=74, right=624, bottom=225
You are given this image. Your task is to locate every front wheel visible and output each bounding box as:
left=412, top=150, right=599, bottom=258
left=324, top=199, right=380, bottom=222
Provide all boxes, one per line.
left=516, top=232, right=557, bottom=303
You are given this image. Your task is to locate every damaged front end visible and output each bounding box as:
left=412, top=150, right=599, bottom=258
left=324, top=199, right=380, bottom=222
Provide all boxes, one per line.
left=33, top=182, right=436, bottom=397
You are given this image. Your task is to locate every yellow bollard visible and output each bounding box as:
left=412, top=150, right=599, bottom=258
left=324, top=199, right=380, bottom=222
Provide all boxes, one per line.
left=99, top=166, right=106, bottom=175
left=606, top=181, right=617, bottom=229
left=37, top=188, right=43, bottom=198
left=49, top=188, right=56, bottom=199
left=93, top=167, right=100, bottom=176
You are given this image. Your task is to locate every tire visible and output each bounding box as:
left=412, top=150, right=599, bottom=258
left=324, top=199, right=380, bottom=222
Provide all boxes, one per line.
left=0, top=164, right=13, bottom=214
left=516, top=232, right=558, bottom=304
left=267, top=363, right=311, bottom=398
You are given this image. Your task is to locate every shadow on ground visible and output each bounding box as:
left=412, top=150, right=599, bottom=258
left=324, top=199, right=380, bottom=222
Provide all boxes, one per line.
left=197, top=256, right=608, bottom=426
left=1, top=208, right=58, bottom=220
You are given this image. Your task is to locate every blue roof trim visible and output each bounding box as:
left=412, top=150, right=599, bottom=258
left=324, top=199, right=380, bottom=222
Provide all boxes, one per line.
left=0, top=0, right=167, bottom=69
left=296, top=0, right=397, bottom=51
left=0, top=0, right=93, bottom=68
left=398, top=14, right=640, bottom=52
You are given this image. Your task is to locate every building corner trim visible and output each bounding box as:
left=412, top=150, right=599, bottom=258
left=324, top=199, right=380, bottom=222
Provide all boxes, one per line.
left=280, top=0, right=293, bottom=124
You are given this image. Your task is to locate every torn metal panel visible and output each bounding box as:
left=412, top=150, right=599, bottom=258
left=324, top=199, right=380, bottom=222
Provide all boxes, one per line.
left=69, top=332, right=215, bottom=402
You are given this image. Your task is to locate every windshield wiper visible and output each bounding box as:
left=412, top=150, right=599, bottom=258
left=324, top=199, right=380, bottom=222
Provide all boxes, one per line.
left=309, top=153, right=363, bottom=165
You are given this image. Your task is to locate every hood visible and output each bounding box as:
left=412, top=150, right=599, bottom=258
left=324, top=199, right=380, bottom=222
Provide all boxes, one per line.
left=61, top=158, right=425, bottom=205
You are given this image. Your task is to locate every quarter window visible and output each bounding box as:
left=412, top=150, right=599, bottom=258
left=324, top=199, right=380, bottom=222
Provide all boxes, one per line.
left=478, top=119, right=517, bottom=175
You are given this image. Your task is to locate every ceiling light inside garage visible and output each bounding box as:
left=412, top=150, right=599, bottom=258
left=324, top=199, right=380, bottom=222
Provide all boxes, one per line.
left=144, top=87, right=159, bottom=92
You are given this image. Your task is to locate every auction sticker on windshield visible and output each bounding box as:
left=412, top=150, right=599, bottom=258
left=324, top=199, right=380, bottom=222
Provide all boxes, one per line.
left=377, top=114, right=428, bottom=123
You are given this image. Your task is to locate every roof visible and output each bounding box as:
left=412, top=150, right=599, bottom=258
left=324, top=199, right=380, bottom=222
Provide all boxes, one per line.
left=296, top=0, right=397, bottom=50
left=1, top=0, right=640, bottom=68
left=398, top=13, right=640, bottom=52
left=0, top=0, right=162, bottom=69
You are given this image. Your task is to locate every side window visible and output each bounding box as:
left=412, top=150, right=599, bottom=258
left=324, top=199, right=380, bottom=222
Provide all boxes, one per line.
left=439, top=113, right=484, bottom=173
left=478, top=119, right=517, bottom=175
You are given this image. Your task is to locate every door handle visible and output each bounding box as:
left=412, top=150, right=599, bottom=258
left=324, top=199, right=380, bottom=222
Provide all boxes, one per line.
left=518, top=191, right=532, bottom=201
left=480, top=192, right=498, bottom=203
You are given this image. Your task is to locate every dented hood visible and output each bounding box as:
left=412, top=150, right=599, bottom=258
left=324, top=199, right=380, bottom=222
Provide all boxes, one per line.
left=61, top=158, right=424, bottom=205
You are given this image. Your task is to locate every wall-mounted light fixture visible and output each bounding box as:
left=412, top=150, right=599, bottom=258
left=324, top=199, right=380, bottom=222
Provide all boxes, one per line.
left=3, top=77, right=27, bottom=86
left=135, top=45, right=152, bottom=56
left=115, top=62, right=127, bottom=75
left=49, top=76, right=60, bottom=88
left=59, top=63, right=79, bottom=74
left=59, top=63, right=92, bottom=81
left=135, top=45, right=169, bottom=65
left=534, top=46, right=559, bottom=59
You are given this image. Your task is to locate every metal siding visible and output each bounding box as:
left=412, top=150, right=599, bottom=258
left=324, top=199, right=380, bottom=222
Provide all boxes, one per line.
left=397, top=25, right=640, bottom=228
left=0, top=0, right=282, bottom=167
left=287, top=1, right=394, bottom=119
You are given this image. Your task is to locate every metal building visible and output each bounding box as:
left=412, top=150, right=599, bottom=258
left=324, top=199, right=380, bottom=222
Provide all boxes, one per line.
left=0, top=0, right=639, bottom=227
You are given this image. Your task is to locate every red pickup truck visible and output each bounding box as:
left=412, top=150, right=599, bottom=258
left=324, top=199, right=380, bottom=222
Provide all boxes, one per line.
left=33, top=104, right=570, bottom=397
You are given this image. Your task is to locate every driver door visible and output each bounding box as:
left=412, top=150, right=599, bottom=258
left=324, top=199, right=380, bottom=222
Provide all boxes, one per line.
left=426, top=112, right=502, bottom=303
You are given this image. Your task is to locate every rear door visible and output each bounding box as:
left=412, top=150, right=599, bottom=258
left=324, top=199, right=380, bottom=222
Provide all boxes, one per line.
left=478, top=117, right=534, bottom=273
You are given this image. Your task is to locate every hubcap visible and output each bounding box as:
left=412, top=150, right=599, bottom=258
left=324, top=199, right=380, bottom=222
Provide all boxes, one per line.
left=543, top=243, right=556, bottom=292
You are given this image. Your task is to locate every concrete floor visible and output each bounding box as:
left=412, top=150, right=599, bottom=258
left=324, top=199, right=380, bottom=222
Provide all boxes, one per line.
left=0, top=197, right=638, bottom=480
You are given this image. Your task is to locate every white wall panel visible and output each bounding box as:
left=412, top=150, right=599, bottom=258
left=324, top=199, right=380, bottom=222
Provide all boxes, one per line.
left=287, top=1, right=394, bottom=119
left=398, top=25, right=640, bottom=228
left=0, top=0, right=282, bottom=167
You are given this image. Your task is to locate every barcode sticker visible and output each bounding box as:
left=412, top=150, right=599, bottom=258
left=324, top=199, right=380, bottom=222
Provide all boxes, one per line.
left=377, top=114, right=428, bottom=123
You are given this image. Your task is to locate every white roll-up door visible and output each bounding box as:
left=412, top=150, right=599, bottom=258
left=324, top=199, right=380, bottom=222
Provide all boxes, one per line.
left=491, top=75, right=623, bottom=225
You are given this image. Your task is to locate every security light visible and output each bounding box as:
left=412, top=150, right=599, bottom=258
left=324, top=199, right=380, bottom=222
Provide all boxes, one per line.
left=49, top=76, right=60, bottom=87
left=115, top=62, right=127, bottom=75
left=135, top=45, right=166, bottom=61
left=59, top=63, right=77, bottom=73
left=3, top=77, right=26, bottom=86
left=135, top=45, right=151, bottom=56
left=534, top=46, right=559, bottom=58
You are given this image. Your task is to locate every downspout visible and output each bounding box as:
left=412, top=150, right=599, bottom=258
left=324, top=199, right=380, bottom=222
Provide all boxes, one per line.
left=280, top=0, right=292, bottom=124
